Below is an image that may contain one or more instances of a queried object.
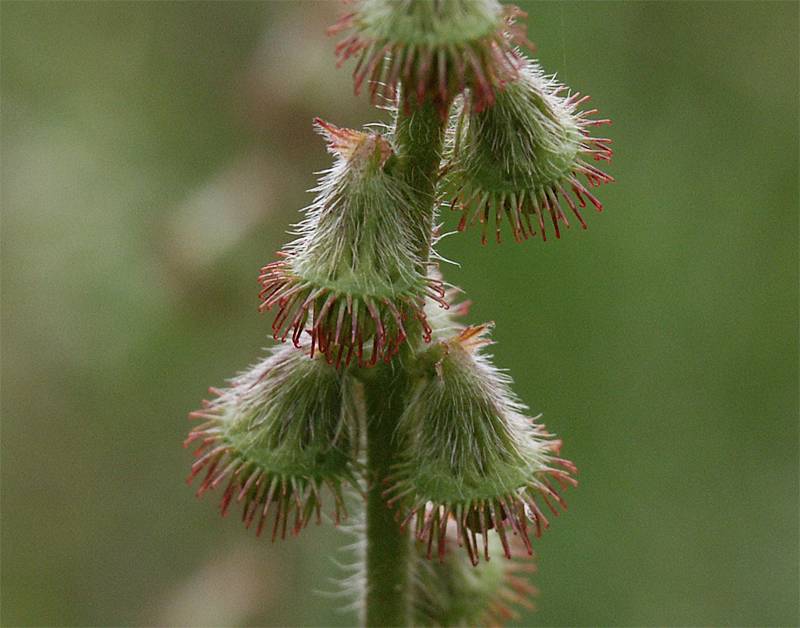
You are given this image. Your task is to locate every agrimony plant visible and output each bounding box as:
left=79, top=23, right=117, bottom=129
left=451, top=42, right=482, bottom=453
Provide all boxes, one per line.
left=185, top=1, right=612, bottom=625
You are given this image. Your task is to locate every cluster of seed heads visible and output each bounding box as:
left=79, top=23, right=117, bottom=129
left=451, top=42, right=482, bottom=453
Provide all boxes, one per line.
left=186, top=1, right=612, bottom=624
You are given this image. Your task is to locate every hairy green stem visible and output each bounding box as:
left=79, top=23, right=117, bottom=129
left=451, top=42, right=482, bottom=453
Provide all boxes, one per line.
left=393, top=99, right=448, bottom=263
left=364, top=365, right=413, bottom=628
left=361, top=100, right=447, bottom=627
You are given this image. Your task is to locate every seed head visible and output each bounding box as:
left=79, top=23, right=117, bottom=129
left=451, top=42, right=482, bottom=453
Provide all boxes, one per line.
left=384, top=324, right=577, bottom=564
left=413, top=520, right=539, bottom=626
left=258, top=119, right=447, bottom=368
left=329, top=0, right=533, bottom=114
left=184, top=344, right=360, bottom=539
left=444, top=60, right=613, bottom=244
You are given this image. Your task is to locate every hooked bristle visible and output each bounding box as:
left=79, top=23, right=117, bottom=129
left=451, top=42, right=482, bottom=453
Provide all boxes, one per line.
left=258, top=265, right=447, bottom=368
left=313, top=117, right=393, bottom=166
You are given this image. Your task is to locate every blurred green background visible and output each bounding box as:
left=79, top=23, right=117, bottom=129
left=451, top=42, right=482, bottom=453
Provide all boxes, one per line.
left=2, top=2, right=798, bottom=626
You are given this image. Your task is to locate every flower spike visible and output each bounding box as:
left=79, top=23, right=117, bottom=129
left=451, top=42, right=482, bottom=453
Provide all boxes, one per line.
left=258, top=119, right=447, bottom=368
left=329, top=0, right=533, bottom=114
left=184, top=4, right=602, bottom=620
left=384, top=324, right=577, bottom=564
left=444, top=60, right=614, bottom=243
left=185, top=344, right=361, bottom=539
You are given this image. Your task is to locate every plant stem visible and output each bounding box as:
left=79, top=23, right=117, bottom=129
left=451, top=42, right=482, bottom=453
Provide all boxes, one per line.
left=393, top=99, right=448, bottom=263
left=362, top=99, right=447, bottom=627
left=364, top=366, right=413, bottom=628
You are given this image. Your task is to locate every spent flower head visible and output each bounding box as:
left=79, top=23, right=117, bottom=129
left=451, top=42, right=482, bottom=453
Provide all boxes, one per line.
left=444, top=60, right=613, bottom=243
left=330, top=0, right=533, bottom=114
left=384, top=324, right=577, bottom=564
left=413, top=520, right=539, bottom=626
left=185, top=344, right=360, bottom=539
left=258, top=119, right=447, bottom=368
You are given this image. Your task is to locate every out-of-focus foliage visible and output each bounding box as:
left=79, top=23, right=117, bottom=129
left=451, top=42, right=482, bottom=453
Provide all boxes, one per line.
left=1, top=2, right=797, bottom=626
